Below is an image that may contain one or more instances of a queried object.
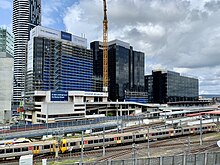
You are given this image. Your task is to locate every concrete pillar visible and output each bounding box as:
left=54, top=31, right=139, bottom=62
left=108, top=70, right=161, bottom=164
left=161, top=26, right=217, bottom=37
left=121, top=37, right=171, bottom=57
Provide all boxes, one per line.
left=160, top=156, right=163, bottom=165
left=204, top=152, right=207, bottom=165
left=183, top=152, right=186, bottom=165
left=120, top=105, right=122, bottom=116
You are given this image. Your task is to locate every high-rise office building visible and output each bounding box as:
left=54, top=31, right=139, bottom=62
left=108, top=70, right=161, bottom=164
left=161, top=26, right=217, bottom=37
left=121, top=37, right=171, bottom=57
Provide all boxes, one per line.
left=0, top=28, right=14, bottom=56
left=0, top=28, right=14, bottom=123
left=12, top=0, right=41, bottom=110
left=25, top=26, right=92, bottom=110
left=90, top=40, right=146, bottom=103
left=145, top=70, right=199, bottom=104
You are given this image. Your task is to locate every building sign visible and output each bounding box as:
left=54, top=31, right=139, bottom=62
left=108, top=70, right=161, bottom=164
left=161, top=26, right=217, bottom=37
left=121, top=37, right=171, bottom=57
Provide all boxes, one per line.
left=61, top=31, right=72, bottom=41
left=37, top=26, right=61, bottom=39
left=51, top=91, right=68, bottom=101
left=27, top=40, right=33, bottom=72
left=84, top=92, right=108, bottom=97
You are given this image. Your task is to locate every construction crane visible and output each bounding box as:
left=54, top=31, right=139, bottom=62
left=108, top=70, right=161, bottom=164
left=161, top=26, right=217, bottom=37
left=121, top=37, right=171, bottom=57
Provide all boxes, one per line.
left=103, top=0, right=108, bottom=92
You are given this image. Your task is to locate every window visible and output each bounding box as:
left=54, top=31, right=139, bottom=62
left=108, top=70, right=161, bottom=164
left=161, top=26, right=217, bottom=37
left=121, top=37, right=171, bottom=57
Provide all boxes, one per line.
left=6, top=149, right=13, bottom=153
left=124, top=136, right=129, bottom=140
left=43, top=145, right=50, bottom=149
left=0, top=149, right=4, bottom=154
left=70, top=142, right=75, bottom=146
left=22, top=147, right=28, bottom=151
left=14, top=148, right=21, bottom=152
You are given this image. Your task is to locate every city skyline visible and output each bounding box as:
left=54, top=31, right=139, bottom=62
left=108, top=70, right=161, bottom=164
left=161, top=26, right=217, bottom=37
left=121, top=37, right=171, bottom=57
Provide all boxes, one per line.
left=1, top=0, right=220, bottom=94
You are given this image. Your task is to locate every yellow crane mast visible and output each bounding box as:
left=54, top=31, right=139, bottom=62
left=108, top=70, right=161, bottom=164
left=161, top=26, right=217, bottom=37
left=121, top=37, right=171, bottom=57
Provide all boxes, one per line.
left=103, top=0, right=108, bottom=92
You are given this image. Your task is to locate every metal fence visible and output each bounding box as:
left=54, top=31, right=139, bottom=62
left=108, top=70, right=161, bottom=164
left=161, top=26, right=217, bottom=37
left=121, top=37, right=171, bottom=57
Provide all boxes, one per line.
left=93, top=152, right=220, bottom=165
left=36, top=151, right=220, bottom=165
left=0, top=115, right=143, bottom=134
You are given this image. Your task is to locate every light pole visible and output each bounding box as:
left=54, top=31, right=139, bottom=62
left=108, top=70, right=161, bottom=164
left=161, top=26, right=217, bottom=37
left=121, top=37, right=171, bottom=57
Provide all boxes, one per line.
left=80, top=130, right=84, bottom=165
left=46, top=103, right=48, bottom=137
left=188, top=136, right=191, bottom=154
left=132, top=143, right=137, bottom=165
left=200, top=115, right=203, bottom=145
left=147, top=127, right=150, bottom=157
left=103, top=124, right=106, bottom=156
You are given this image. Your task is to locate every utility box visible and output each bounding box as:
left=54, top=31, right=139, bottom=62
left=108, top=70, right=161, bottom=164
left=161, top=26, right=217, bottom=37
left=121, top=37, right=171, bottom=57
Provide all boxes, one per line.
left=19, top=155, right=33, bottom=165
left=42, top=159, right=47, bottom=165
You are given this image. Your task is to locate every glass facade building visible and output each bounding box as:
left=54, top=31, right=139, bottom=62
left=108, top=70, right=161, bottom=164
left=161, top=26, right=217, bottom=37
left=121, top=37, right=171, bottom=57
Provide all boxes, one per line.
left=0, top=28, right=14, bottom=56
left=25, top=26, right=92, bottom=110
left=145, top=70, right=199, bottom=104
left=90, top=40, right=146, bottom=102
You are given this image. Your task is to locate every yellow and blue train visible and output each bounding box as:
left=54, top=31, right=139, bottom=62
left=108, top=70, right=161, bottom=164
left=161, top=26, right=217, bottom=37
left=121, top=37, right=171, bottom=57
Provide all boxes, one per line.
left=0, top=123, right=216, bottom=160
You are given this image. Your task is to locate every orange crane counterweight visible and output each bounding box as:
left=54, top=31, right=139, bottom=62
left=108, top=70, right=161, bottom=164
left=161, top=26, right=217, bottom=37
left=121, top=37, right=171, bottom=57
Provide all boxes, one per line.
left=103, top=0, right=108, bottom=92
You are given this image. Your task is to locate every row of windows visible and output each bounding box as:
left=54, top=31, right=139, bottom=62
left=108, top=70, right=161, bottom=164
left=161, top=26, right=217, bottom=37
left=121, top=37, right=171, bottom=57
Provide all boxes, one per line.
left=43, top=81, right=93, bottom=85
left=79, top=138, right=115, bottom=145
left=42, top=74, right=92, bottom=79
left=61, top=57, right=92, bottom=64
left=62, top=55, right=92, bottom=61
left=61, top=63, right=93, bottom=69
left=0, top=147, right=28, bottom=154
left=43, top=75, right=92, bottom=80
left=43, top=67, right=92, bottom=75
left=43, top=87, right=91, bottom=91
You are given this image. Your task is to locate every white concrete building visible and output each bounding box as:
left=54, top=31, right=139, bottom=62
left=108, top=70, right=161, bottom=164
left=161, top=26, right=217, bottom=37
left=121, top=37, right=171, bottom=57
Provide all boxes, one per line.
left=24, top=91, right=108, bottom=124
left=0, top=52, right=14, bottom=123
left=0, top=27, right=14, bottom=123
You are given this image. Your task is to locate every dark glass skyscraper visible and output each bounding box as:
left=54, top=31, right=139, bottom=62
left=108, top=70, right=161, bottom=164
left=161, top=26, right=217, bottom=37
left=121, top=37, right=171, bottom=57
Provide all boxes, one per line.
left=90, top=40, right=146, bottom=102
left=145, top=70, right=199, bottom=104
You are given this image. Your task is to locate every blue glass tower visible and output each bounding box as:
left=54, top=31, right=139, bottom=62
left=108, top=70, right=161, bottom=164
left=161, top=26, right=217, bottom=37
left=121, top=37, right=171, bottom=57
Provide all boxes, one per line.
left=25, top=26, right=92, bottom=109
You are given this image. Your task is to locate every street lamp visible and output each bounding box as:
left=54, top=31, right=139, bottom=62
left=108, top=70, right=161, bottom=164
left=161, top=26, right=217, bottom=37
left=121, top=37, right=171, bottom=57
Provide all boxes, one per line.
left=46, top=103, right=49, bottom=137
left=200, top=115, right=203, bottom=145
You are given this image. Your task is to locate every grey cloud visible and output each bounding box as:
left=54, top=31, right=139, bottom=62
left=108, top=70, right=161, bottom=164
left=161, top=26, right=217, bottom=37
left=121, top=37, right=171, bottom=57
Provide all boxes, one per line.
left=63, top=0, right=220, bottom=94
left=204, top=0, right=220, bottom=12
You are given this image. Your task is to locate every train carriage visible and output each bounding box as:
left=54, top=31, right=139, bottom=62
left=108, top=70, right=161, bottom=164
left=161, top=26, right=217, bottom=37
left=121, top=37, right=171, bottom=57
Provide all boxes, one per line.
left=0, top=143, right=31, bottom=159
left=174, top=128, right=182, bottom=136
left=0, top=123, right=216, bottom=160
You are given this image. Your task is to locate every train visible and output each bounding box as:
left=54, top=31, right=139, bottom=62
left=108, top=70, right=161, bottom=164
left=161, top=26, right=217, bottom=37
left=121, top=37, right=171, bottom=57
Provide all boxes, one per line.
left=0, top=138, right=31, bottom=147
left=0, top=123, right=216, bottom=160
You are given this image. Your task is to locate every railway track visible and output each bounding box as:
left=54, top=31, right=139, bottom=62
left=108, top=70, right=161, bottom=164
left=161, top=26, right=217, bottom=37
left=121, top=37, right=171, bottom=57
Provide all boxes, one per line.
left=1, top=136, right=218, bottom=164
left=96, top=121, right=166, bottom=135
left=1, top=126, right=218, bottom=164
left=44, top=137, right=220, bottom=162
left=94, top=136, right=220, bottom=163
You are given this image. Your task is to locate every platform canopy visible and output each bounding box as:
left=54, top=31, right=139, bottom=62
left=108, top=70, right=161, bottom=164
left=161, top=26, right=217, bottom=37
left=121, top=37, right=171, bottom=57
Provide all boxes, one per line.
left=185, top=110, right=220, bottom=117
left=202, top=110, right=220, bottom=115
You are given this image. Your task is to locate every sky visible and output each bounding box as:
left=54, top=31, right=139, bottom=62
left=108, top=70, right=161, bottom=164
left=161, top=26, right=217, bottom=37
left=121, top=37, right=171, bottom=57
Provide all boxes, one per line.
left=1, top=0, right=220, bottom=95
